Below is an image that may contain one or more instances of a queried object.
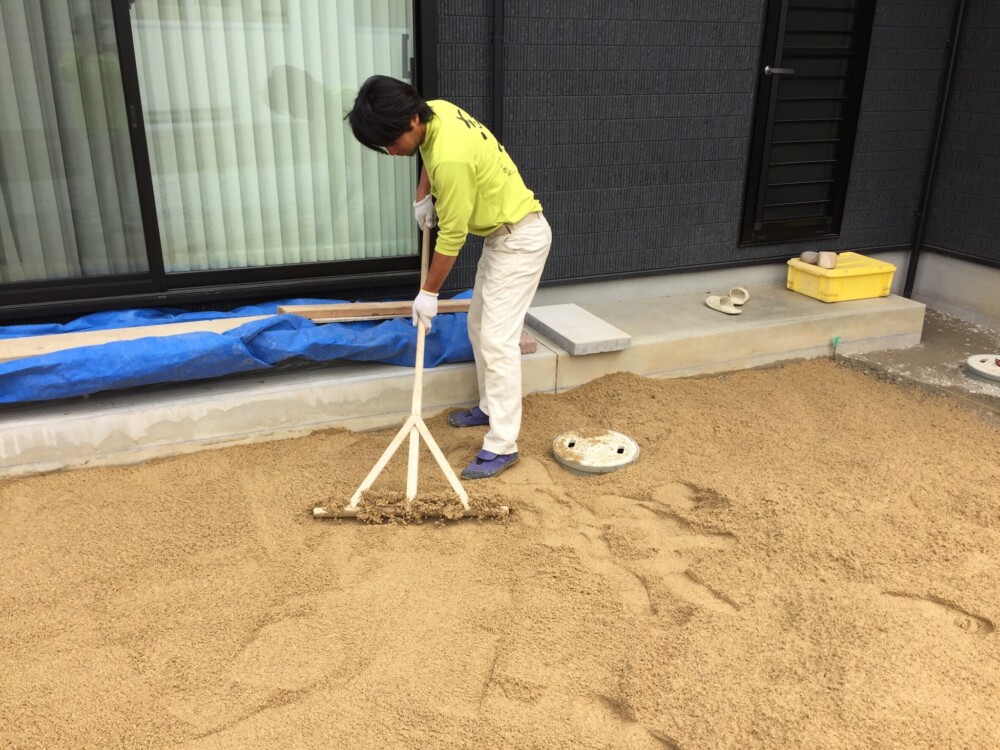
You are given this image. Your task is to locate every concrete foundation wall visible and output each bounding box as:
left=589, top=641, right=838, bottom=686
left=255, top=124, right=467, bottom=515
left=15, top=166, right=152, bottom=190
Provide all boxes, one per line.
left=912, top=251, right=1000, bottom=330
left=532, top=250, right=911, bottom=306
left=534, top=250, right=998, bottom=332
left=0, top=284, right=925, bottom=478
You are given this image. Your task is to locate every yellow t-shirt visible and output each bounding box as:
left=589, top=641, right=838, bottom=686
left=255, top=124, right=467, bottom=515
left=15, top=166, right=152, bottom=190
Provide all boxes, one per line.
left=419, top=100, right=542, bottom=256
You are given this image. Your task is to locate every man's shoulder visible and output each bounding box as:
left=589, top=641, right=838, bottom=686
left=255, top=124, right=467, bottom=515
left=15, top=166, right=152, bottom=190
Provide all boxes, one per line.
left=428, top=99, right=458, bottom=117
left=428, top=100, right=489, bottom=142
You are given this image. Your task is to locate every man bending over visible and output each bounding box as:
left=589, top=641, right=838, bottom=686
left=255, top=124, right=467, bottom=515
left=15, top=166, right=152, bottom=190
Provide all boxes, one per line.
left=347, top=75, right=552, bottom=480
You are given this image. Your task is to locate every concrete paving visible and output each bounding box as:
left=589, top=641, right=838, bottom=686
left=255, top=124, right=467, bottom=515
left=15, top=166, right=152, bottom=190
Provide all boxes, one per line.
left=534, top=287, right=923, bottom=392
left=844, top=307, right=1000, bottom=428
left=0, top=285, right=925, bottom=477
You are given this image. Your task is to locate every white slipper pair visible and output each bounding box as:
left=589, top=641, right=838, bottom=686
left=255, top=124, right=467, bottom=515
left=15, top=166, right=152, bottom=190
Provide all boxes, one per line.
left=800, top=251, right=838, bottom=269
left=705, top=287, right=750, bottom=315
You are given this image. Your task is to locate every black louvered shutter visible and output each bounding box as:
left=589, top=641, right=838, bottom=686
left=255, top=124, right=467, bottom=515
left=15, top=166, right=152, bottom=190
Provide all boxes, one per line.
left=741, top=0, right=877, bottom=245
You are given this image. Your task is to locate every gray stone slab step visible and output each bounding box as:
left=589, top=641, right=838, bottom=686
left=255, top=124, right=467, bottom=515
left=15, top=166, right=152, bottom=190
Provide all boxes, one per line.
left=525, top=303, right=632, bottom=355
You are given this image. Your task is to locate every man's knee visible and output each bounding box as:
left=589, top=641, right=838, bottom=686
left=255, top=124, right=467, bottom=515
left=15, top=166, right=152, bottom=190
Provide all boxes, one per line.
left=480, top=328, right=523, bottom=358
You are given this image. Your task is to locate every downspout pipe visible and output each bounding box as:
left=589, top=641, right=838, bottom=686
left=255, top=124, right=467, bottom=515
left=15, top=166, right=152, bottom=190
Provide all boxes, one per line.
left=492, top=0, right=504, bottom=142
left=903, top=0, right=967, bottom=298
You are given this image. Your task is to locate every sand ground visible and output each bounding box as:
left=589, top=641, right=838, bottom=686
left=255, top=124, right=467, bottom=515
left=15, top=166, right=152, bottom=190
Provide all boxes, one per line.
left=2, top=358, right=999, bottom=749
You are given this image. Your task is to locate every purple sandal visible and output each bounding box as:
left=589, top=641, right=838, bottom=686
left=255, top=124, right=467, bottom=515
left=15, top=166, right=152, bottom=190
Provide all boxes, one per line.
left=448, top=406, right=490, bottom=428
left=461, top=450, right=519, bottom=480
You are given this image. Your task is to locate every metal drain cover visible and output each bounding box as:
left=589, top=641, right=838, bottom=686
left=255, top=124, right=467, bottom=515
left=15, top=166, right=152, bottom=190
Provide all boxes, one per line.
left=966, top=354, right=1000, bottom=383
left=552, top=430, right=640, bottom=474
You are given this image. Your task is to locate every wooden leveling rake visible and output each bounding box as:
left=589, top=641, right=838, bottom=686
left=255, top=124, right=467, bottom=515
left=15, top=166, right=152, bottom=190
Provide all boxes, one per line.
left=313, top=228, right=510, bottom=520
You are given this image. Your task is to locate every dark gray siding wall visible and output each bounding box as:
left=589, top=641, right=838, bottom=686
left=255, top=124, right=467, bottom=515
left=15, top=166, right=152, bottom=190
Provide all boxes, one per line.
left=435, top=0, right=954, bottom=290
left=924, top=1, right=1000, bottom=264
left=810, top=0, right=951, bottom=255
left=436, top=0, right=492, bottom=289
left=503, top=0, right=760, bottom=283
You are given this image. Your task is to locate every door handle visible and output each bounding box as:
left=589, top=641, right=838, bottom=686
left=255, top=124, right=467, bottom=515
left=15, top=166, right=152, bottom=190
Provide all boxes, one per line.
left=764, top=66, right=795, bottom=76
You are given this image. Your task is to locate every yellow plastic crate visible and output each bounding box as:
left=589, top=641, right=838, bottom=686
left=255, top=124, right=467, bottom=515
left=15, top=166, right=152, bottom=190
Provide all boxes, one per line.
left=786, top=252, right=896, bottom=303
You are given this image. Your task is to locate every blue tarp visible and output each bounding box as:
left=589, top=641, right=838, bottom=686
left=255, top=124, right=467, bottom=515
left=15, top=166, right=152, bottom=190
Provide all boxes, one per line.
left=0, top=293, right=474, bottom=405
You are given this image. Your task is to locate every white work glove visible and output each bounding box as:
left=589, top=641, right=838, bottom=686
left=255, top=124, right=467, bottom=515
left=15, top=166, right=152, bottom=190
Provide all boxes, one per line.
left=413, top=195, right=437, bottom=230
left=412, top=289, right=438, bottom=331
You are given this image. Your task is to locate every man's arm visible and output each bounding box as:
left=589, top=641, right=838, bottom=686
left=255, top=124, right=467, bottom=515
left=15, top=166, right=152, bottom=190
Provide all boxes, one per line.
left=412, top=160, right=472, bottom=332
left=416, top=164, right=431, bottom=202
left=412, top=164, right=436, bottom=229
left=422, top=250, right=457, bottom=294
left=430, top=161, right=475, bottom=256
left=415, top=163, right=457, bottom=292
left=412, top=249, right=457, bottom=331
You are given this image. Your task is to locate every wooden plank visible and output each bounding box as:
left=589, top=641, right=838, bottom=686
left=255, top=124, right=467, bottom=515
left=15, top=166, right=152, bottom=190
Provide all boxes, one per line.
left=278, top=299, right=471, bottom=322
left=0, top=316, right=270, bottom=364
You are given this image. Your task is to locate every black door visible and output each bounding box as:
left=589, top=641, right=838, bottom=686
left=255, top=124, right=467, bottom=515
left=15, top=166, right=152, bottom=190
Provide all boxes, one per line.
left=741, top=0, right=877, bottom=245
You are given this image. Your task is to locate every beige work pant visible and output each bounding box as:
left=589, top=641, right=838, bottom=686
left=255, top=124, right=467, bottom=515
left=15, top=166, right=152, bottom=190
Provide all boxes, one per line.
left=468, top=212, right=552, bottom=455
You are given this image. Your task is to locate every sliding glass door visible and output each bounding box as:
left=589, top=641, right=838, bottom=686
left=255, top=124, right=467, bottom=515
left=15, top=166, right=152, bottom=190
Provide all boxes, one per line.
left=0, top=1, right=147, bottom=283
left=128, top=0, right=416, bottom=273
left=1, top=0, right=419, bottom=313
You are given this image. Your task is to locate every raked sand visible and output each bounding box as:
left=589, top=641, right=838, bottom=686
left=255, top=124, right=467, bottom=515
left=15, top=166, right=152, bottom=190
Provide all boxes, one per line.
left=2, top=359, right=999, bottom=749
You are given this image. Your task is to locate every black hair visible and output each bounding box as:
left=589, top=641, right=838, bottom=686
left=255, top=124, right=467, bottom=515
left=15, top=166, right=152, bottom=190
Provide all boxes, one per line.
left=346, top=75, right=435, bottom=154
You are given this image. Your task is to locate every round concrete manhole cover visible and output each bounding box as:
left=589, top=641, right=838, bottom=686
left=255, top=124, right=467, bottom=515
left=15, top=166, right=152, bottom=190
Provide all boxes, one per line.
left=552, top=430, right=640, bottom=474
left=966, top=354, right=1000, bottom=383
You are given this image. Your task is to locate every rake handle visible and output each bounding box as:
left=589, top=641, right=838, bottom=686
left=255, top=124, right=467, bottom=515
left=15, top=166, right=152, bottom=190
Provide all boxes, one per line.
left=412, top=227, right=431, bottom=414
left=406, top=228, right=431, bottom=499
